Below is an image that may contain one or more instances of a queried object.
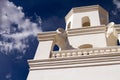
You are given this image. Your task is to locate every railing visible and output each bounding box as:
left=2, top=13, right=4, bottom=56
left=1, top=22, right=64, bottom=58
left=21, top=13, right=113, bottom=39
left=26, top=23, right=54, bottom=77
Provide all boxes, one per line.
left=51, top=46, right=120, bottom=58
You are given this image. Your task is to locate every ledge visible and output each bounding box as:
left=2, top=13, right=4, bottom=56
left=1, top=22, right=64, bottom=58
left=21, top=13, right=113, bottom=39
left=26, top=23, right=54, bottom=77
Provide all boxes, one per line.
left=37, top=31, right=56, bottom=41
left=28, top=46, right=120, bottom=71
left=65, top=5, right=108, bottom=21
left=115, top=24, right=120, bottom=34
left=28, top=53, right=120, bottom=70
left=37, top=25, right=120, bottom=41
left=67, top=25, right=106, bottom=36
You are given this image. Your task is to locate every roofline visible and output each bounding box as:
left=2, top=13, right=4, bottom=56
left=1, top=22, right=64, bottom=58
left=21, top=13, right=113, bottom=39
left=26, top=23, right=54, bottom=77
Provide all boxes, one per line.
left=65, top=5, right=108, bottom=21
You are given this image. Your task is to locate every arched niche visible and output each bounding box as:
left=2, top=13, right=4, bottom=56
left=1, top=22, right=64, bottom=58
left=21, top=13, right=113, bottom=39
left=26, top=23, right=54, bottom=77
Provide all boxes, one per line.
left=82, top=16, right=90, bottom=27
left=79, top=44, right=93, bottom=49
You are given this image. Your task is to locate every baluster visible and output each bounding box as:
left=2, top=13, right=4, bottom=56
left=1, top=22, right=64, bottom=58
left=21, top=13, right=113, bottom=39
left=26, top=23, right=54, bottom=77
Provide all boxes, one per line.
left=61, top=53, right=66, bottom=58
left=88, top=50, right=93, bottom=55
left=117, top=48, right=120, bottom=52
left=77, top=51, right=82, bottom=56
left=67, top=52, right=72, bottom=57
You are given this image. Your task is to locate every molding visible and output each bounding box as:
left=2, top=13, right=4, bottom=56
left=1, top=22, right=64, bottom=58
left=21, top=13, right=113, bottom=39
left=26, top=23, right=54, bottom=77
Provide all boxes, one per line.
left=36, top=25, right=120, bottom=41
left=37, top=31, right=56, bottom=41
left=37, top=25, right=106, bottom=41
left=67, top=25, right=106, bottom=36
left=65, top=5, right=108, bottom=21
left=115, top=24, right=120, bottom=34
left=28, top=51, right=120, bottom=71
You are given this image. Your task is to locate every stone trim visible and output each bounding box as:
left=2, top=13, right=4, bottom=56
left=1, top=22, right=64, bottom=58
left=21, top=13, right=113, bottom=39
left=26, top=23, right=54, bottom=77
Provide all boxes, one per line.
left=28, top=52, right=120, bottom=70
left=37, top=24, right=120, bottom=41
left=65, top=5, right=108, bottom=21
left=37, top=31, right=56, bottom=41
left=37, top=25, right=106, bottom=41
left=36, top=25, right=120, bottom=41
left=67, top=25, right=106, bottom=36
left=115, top=24, right=120, bottom=34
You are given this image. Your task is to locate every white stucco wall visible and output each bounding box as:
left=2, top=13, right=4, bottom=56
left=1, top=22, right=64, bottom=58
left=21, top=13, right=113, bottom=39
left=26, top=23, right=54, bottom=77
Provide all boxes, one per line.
left=27, top=64, right=120, bottom=80
left=66, top=15, right=73, bottom=30
left=66, top=11, right=101, bottom=29
left=34, top=41, right=53, bottom=60
left=68, top=33, right=107, bottom=48
left=72, top=11, right=100, bottom=28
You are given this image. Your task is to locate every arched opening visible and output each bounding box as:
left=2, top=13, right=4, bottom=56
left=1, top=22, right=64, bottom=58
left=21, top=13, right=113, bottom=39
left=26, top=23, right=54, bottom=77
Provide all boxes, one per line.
left=117, top=39, right=120, bottom=45
left=49, top=44, right=59, bottom=58
left=53, top=44, right=59, bottom=51
left=67, top=22, right=71, bottom=29
left=82, top=16, right=90, bottom=27
left=79, top=44, right=93, bottom=49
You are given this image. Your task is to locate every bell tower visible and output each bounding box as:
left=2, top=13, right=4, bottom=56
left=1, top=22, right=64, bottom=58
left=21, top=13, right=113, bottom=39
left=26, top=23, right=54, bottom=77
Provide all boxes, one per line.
left=27, top=5, right=120, bottom=80
left=65, top=5, right=109, bottom=30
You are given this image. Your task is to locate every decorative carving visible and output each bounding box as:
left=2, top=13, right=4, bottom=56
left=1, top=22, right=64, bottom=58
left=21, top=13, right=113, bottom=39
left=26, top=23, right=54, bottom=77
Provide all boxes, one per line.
left=106, top=22, right=118, bottom=46
left=54, top=28, right=74, bottom=50
left=106, top=22, right=117, bottom=38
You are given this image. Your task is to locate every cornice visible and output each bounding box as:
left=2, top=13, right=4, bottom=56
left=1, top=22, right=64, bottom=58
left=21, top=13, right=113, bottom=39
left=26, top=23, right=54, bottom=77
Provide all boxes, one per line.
left=36, top=25, right=120, bottom=41
left=65, top=5, right=108, bottom=21
left=67, top=25, right=106, bottom=36
left=28, top=46, right=120, bottom=70
left=37, top=31, right=56, bottom=41
left=115, top=24, right=120, bottom=34
left=28, top=50, right=120, bottom=70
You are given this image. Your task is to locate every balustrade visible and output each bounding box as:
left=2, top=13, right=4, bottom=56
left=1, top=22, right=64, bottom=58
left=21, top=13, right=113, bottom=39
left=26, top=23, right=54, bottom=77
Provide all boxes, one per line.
left=51, top=46, right=120, bottom=58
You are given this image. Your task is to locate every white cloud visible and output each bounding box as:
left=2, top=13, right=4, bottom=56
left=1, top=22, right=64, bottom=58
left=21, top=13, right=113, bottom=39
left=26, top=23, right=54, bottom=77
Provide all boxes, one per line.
left=0, top=0, right=42, bottom=54
left=5, top=73, right=12, bottom=80
left=113, top=0, right=120, bottom=8
left=15, top=55, right=23, bottom=60
left=112, top=0, right=120, bottom=15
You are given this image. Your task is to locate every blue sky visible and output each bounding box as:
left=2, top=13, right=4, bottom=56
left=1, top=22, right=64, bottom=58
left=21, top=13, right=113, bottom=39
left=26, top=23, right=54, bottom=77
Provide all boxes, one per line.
left=0, top=0, right=120, bottom=80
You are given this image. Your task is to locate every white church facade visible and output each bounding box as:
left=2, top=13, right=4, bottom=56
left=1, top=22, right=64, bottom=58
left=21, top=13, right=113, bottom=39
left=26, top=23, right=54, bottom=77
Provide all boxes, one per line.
left=27, top=5, right=120, bottom=80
